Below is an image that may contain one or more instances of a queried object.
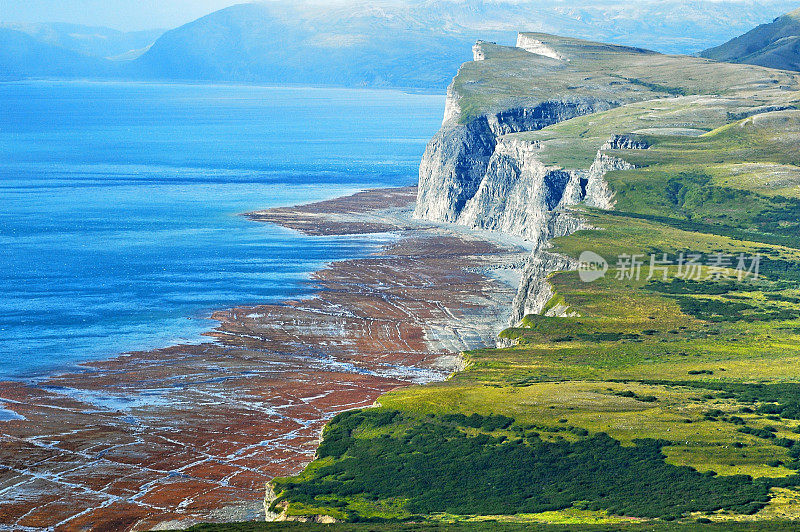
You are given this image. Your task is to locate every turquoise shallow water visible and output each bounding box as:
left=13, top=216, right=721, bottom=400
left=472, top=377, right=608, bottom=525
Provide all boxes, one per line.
left=0, top=81, right=444, bottom=379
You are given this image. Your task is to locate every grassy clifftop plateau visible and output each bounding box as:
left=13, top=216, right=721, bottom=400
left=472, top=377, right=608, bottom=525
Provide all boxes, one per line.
left=449, top=34, right=799, bottom=122
left=265, top=35, right=800, bottom=527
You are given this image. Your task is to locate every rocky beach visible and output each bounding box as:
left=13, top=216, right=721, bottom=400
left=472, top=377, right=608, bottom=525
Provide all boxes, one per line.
left=0, top=187, right=528, bottom=531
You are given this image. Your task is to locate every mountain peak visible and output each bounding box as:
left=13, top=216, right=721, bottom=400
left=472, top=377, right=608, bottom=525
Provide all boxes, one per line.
left=701, top=6, right=800, bottom=72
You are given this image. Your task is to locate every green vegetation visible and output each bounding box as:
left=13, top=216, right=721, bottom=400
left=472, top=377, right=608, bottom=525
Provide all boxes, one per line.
left=272, top=410, right=793, bottom=520
left=259, top=34, right=800, bottom=530
left=181, top=521, right=800, bottom=532
left=452, top=36, right=799, bottom=122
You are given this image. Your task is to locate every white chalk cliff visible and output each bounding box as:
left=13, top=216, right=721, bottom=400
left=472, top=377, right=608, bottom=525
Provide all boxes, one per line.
left=516, top=34, right=567, bottom=61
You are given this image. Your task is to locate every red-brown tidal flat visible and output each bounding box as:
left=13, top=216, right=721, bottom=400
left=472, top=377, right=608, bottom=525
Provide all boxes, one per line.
left=0, top=187, right=523, bottom=531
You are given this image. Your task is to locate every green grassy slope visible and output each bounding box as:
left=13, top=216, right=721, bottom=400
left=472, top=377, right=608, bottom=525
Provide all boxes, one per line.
left=701, top=8, right=800, bottom=72
left=262, top=37, right=800, bottom=528
left=182, top=521, right=800, bottom=531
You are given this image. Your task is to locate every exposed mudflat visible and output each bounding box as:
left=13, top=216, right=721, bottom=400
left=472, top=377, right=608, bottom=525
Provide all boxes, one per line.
left=0, top=187, right=527, bottom=531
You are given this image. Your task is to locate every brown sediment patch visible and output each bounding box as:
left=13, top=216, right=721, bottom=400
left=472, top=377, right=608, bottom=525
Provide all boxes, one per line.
left=0, top=187, right=524, bottom=531
left=244, top=187, right=418, bottom=236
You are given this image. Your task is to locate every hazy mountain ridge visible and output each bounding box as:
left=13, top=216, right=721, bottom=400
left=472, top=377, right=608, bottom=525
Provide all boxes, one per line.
left=701, top=7, right=800, bottom=71
left=131, top=2, right=482, bottom=87
left=4, top=0, right=800, bottom=88
left=132, top=0, right=800, bottom=89
left=0, top=22, right=164, bottom=59
left=0, top=28, right=112, bottom=80
left=549, top=1, right=800, bottom=52
left=0, top=22, right=160, bottom=81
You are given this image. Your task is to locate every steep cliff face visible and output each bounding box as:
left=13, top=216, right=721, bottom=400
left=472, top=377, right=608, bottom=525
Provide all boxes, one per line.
left=415, top=76, right=650, bottom=322
left=457, top=137, right=578, bottom=242
left=415, top=119, right=496, bottom=222
left=414, top=98, right=617, bottom=222
left=456, top=139, right=639, bottom=320
left=416, top=114, right=643, bottom=321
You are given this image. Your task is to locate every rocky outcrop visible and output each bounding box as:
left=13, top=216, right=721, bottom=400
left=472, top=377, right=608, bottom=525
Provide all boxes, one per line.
left=584, top=135, right=648, bottom=208
left=472, top=41, right=487, bottom=61
left=602, top=134, right=651, bottom=151
left=266, top=480, right=340, bottom=524
left=457, top=137, right=578, bottom=243
left=516, top=33, right=566, bottom=61
left=264, top=483, right=284, bottom=522
left=583, top=153, right=630, bottom=209
left=416, top=88, right=652, bottom=323
left=511, top=250, right=578, bottom=322
left=415, top=98, right=618, bottom=222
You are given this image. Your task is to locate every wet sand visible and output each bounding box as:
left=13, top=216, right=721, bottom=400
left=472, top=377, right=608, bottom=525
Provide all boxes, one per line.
left=0, top=187, right=526, bottom=531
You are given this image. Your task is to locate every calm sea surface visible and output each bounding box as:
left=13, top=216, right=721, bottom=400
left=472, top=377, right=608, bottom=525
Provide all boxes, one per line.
left=0, top=81, right=444, bottom=379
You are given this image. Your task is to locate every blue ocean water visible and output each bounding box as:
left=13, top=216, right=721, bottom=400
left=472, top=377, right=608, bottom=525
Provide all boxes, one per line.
left=0, top=81, right=444, bottom=380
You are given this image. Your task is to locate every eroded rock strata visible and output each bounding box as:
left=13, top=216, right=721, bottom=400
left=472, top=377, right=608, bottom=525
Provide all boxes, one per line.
left=0, top=187, right=527, bottom=531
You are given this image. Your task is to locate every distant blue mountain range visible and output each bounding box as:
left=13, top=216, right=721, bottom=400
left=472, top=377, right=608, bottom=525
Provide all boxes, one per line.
left=701, top=7, right=800, bottom=71
left=3, top=1, right=799, bottom=88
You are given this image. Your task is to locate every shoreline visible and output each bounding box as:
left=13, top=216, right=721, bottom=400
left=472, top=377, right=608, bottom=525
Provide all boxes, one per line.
left=0, top=186, right=529, bottom=531
left=0, top=184, right=381, bottom=387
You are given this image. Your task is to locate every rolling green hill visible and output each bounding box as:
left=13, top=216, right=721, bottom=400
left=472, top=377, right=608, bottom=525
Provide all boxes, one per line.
left=701, top=8, right=800, bottom=72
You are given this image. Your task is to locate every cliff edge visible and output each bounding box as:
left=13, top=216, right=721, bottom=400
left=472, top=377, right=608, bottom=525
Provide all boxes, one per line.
left=415, top=33, right=800, bottom=321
